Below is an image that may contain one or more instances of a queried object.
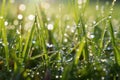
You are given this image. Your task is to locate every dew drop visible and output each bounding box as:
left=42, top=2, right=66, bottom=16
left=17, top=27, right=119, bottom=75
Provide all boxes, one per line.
left=64, top=38, right=68, bottom=43
left=64, top=33, right=68, bottom=37
left=27, top=72, right=30, bottom=76
left=66, top=57, right=73, bottom=62
left=4, top=21, right=8, bottom=26
left=31, top=75, right=34, bottom=78
left=47, top=24, right=54, bottom=30
left=103, top=68, right=106, bottom=71
left=109, top=16, right=112, bottom=19
left=101, top=59, right=107, bottom=62
left=46, top=43, right=53, bottom=48
left=93, top=21, right=96, bottom=24
left=60, top=75, right=62, bottom=78
left=9, top=69, right=12, bottom=72
left=55, top=66, right=58, bottom=68
left=78, top=75, right=81, bottom=78
left=18, top=14, right=23, bottom=20
left=47, top=17, right=51, bottom=21
left=71, top=29, right=75, bottom=33
left=42, top=70, right=45, bottom=73
left=16, top=30, right=20, bottom=34
left=66, top=25, right=70, bottom=29
left=90, top=34, right=95, bottom=39
left=0, top=16, right=3, bottom=19
left=19, top=4, right=26, bottom=11
left=36, top=72, right=39, bottom=75
left=32, top=40, right=36, bottom=44
left=56, top=75, right=59, bottom=79
left=14, top=20, right=19, bottom=25
left=94, top=67, right=97, bottom=70
left=101, top=76, right=105, bottom=80
left=28, top=14, right=35, bottom=21
left=116, top=74, right=119, bottom=77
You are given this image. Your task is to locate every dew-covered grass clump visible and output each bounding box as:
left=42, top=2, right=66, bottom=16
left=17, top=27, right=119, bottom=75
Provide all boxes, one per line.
left=0, top=0, right=120, bottom=80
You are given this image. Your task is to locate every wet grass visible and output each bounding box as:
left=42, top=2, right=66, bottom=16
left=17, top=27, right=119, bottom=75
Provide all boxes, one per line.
left=0, top=0, right=120, bottom=80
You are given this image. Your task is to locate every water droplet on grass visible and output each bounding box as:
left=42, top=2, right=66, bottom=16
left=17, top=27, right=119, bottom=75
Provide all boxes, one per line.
left=19, top=4, right=26, bottom=11
left=78, top=75, right=81, bottom=78
left=114, top=31, right=117, bottom=35
left=16, top=30, right=20, bottom=34
left=4, top=21, right=8, bottom=26
left=71, top=29, right=75, bottom=33
left=96, top=5, right=99, bottom=10
left=116, top=74, right=119, bottom=77
left=31, top=75, right=34, bottom=78
left=109, top=16, right=112, bottom=19
left=28, top=14, right=35, bottom=21
left=55, top=66, right=58, bottom=68
left=47, top=24, right=54, bottom=30
left=66, top=25, right=70, bottom=29
left=66, top=57, right=73, bottom=62
left=14, top=20, right=19, bottom=25
left=64, top=33, right=68, bottom=37
left=101, top=76, right=105, bottom=80
left=64, top=38, right=68, bottom=43
left=101, top=59, right=107, bottom=62
left=90, top=34, right=95, bottom=39
left=94, top=67, right=97, bottom=70
left=60, top=75, right=62, bottom=78
left=0, top=16, right=3, bottom=19
left=27, top=72, right=30, bottom=75
left=32, top=40, right=36, bottom=44
left=36, top=72, right=39, bottom=75
left=93, top=21, right=96, bottom=24
left=103, top=68, right=106, bottom=71
left=56, top=75, right=59, bottom=78
left=9, top=69, right=12, bottom=72
left=42, top=70, right=45, bottom=73
left=46, top=43, right=53, bottom=48
left=18, top=14, right=23, bottom=20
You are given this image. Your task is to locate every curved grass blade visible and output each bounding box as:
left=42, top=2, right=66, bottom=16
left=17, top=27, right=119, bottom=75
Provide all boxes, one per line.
left=109, top=19, right=120, bottom=66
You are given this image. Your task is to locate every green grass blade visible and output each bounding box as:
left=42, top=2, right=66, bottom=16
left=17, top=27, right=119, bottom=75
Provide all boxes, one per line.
left=109, top=19, right=120, bottom=66
left=1, top=19, right=9, bottom=70
left=0, top=0, right=9, bottom=70
left=22, top=16, right=37, bottom=62
left=74, top=37, right=85, bottom=65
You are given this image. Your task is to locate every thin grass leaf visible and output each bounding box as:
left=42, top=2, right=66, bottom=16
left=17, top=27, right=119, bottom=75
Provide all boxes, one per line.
left=1, top=19, right=9, bottom=70
left=61, top=62, right=73, bottom=80
left=109, top=19, right=120, bottom=66
left=74, top=37, right=85, bottom=66
left=22, top=16, right=37, bottom=62
left=36, top=5, right=47, bottom=53
left=0, top=0, right=9, bottom=70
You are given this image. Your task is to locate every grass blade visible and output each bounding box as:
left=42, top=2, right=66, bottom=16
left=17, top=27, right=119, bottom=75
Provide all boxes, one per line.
left=109, top=19, right=120, bottom=66
left=74, top=37, right=85, bottom=65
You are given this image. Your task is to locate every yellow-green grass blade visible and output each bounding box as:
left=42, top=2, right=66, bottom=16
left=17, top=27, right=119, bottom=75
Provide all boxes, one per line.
left=74, top=37, right=85, bottom=65
left=0, top=0, right=9, bottom=70
left=22, top=16, right=37, bottom=62
left=109, top=19, right=120, bottom=66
